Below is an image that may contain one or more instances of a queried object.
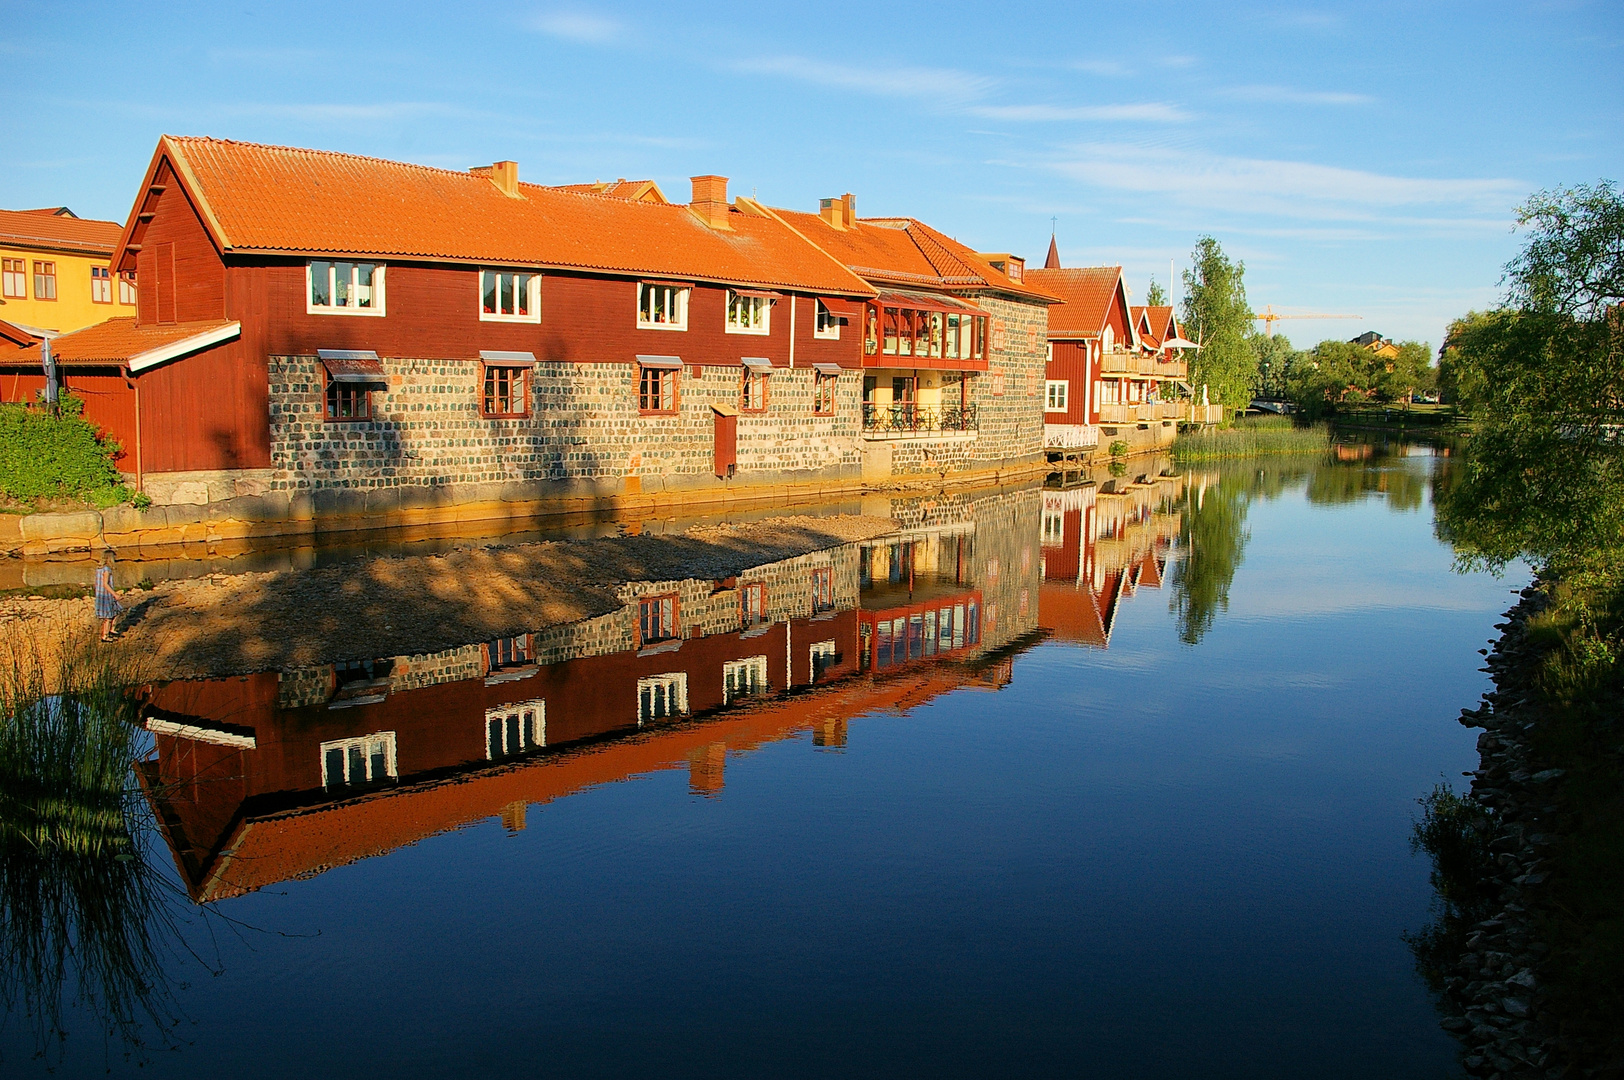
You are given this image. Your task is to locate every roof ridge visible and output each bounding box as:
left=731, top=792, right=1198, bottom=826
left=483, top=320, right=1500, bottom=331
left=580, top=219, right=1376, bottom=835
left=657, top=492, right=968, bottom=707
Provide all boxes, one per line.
left=166, top=134, right=495, bottom=184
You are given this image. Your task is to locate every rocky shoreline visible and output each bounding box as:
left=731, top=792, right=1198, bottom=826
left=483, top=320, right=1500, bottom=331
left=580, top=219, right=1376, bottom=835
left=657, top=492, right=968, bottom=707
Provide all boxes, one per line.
left=1439, top=581, right=1575, bottom=1079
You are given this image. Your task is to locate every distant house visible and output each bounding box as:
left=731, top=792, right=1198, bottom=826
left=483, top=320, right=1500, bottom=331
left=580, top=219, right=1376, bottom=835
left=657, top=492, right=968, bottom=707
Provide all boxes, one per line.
left=1351, top=331, right=1400, bottom=359
left=0, top=206, right=135, bottom=336
left=1027, top=248, right=1206, bottom=457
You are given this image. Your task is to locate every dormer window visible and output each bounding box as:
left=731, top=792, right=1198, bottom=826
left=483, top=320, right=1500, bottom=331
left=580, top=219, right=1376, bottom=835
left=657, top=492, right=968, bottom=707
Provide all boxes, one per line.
left=725, top=290, right=771, bottom=335
left=638, top=282, right=689, bottom=330
left=814, top=299, right=841, bottom=339
left=309, top=261, right=385, bottom=316
left=480, top=269, right=540, bottom=322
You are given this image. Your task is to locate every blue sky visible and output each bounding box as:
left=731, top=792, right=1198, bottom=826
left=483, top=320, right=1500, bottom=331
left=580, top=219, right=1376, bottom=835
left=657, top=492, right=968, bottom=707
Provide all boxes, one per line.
left=4, top=1, right=1619, bottom=349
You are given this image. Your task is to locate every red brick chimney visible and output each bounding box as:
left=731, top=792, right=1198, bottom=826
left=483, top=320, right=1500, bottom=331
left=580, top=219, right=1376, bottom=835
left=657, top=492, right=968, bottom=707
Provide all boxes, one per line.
left=690, top=175, right=732, bottom=230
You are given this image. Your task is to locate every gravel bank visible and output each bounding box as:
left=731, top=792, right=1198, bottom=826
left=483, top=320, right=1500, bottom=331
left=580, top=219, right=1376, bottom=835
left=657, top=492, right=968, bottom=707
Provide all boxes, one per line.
left=0, top=514, right=897, bottom=681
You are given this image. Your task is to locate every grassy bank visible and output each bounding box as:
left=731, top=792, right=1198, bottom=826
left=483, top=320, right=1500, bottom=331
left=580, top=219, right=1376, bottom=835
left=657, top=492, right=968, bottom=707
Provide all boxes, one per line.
left=1171, top=416, right=1331, bottom=462
left=1520, top=555, right=1624, bottom=1063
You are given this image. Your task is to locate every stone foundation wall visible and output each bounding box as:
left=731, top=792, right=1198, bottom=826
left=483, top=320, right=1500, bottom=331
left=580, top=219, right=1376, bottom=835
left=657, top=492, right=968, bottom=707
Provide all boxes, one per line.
left=267, top=356, right=864, bottom=495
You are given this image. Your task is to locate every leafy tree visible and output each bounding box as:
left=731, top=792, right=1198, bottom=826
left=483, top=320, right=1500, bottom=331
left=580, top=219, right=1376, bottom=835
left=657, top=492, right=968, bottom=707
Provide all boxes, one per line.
left=1250, top=332, right=1301, bottom=400
left=1180, top=237, right=1254, bottom=414
left=1504, top=180, right=1624, bottom=319
left=1436, top=182, right=1624, bottom=570
left=1372, top=341, right=1436, bottom=403
left=1144, top=277, right=1168, bottom=307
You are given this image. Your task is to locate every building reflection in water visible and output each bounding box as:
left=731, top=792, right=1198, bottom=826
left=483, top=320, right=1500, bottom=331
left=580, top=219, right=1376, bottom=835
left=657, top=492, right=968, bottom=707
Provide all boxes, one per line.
left=1036, top=471, right=1189, bottom=647
left=138, top=488, right=1045, bottom=903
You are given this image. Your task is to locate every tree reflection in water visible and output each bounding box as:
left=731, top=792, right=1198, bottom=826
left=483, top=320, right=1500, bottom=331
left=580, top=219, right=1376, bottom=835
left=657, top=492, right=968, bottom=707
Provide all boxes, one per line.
left=1169, top=448, right=1446, bottom=644
left=0, top=629, right=188, bottom=1066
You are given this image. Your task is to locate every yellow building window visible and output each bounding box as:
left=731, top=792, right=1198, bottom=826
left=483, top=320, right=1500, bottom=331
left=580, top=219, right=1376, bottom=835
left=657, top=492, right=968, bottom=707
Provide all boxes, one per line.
left=1, top=259, right=24, bottom=299
left=118, top=272, right=137, bottom=306
left=33, top=261, right=56, bottom=301
left=91, top=266, right=112, bottom=304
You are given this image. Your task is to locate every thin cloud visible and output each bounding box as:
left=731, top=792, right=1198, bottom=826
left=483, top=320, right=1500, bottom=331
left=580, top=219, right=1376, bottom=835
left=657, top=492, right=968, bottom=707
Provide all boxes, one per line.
left=529, top=10, right=622, bottom=43
left=1224, top=84, right=1373, bottom=105
left=732, top=55, right=994, bottom=104
left=1048, top=143, right=1524, bottom=222
left=971, top=103, right=1191, bottom=123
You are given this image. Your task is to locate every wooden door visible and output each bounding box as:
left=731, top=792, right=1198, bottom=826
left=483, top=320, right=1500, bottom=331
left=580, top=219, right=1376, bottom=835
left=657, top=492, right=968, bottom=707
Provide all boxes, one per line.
left=712, top=405, right=737, bottom=478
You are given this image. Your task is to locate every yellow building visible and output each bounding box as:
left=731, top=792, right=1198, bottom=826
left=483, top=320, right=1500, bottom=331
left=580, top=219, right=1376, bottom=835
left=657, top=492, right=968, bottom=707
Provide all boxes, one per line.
left=0, top=207, right=131, bottom=334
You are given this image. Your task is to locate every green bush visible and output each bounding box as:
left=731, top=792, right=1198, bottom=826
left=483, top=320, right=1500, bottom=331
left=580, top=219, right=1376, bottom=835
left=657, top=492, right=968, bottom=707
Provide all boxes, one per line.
left=1108, top=440, right=1129, bottom=458
left=0, top=396, right=130, bottom=505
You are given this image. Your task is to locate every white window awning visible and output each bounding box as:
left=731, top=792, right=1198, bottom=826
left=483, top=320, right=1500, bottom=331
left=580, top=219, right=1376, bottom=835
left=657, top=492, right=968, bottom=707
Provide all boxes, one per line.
left=742, top=356, right=772, bottom=371
left=636, top=355, right=683, bottom=369
left=480, top=350, right=537, bottom=363
left=813, top=363, right=843, bottom=376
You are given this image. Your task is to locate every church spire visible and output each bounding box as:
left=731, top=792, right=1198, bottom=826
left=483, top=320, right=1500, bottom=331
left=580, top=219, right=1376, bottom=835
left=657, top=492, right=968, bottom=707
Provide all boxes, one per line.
left=1044, top=232, right=1061, bottom=269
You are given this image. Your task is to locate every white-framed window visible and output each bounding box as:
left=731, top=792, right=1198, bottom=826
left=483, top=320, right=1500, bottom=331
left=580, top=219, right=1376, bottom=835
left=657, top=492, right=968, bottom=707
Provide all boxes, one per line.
left=486, top=699, right=545, bottom=759
left=1042, top=509, right=1064, bottom=545
left=723, top=655, right=769, bottom=704
left=725, top=290, right=770, bottom=334
left=638, top=673, right=688, bottom=723
left=814, top=299, right=840, bottom=339
left=1102, top=324, right=1115, bottom=353
left=308, top=260, right=385, bottom=316
left=479, top=269, right=540, bottom=322
left=90, top=266, right=113, bottom=304
left=1046, top=342, right=1053, bottom=362
left=1045, top=380, right=1069, bottom=412
left=810, top=639, right=837, bottom=681
left=320, top=731, right=397, bottom=789
left=638, top=282, right=689, bottom=330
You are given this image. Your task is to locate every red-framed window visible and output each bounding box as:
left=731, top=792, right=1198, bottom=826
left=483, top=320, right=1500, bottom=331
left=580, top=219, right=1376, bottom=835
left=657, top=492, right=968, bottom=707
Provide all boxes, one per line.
left=740, top=368, right=769, bottom=412
left=639, top=594, right=679, bottom=644
left=325, top=371, right=372, bottom=421
left=484, top=634, right=532, bottom=673
left=741, top=582, right=767, bottom=628
left=90, top=266, right=112, bottom=304
left=813, top=370, right=837, bottom=415
left=811, top=567, right=833, bottom=612
left=638, top=364, right=678, bottom=414
left=32, top=261, right=56, bottom=301
left=1, top=259, right=24, bottom=298
left=482, top=363, right=528, bottom=418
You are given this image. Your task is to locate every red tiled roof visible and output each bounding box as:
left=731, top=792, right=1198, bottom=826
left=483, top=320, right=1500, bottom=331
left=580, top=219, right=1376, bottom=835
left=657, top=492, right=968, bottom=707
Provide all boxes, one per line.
left=0, top=207, right=122, bottom=256
left=0, top=316, right=239, bottom=367
left=125, top=137, right=872, bottom=296
left=546, top=179, right=668, bottom=204
left=1026, top=266, right=1123, bottom=338
left=768, top=207, right=1058, bottom=302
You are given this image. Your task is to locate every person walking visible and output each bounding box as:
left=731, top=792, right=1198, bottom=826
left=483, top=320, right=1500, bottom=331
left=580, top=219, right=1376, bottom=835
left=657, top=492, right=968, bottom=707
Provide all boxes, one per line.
left=94, top=550, right=123, bottom=642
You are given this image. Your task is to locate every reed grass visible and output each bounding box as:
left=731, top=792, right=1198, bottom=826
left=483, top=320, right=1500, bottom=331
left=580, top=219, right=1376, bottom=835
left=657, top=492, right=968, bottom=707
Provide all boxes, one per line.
left=0, top=625, right=180, bottom=1065
left=1171, top=418, right=1332, bottom=462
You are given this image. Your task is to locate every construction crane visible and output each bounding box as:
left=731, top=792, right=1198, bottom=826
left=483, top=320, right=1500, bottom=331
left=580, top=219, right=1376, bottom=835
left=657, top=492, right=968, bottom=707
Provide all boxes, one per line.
left=1254, top=305, right=1362, bottom=337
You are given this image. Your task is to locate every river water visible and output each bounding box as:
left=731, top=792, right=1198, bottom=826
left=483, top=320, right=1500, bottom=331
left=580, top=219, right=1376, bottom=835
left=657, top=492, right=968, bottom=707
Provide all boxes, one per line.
left=3, top=446, right=1521, bottom=1078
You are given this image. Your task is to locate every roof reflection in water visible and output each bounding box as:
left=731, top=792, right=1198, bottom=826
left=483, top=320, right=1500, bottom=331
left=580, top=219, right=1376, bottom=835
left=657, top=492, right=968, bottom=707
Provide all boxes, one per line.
left=138, top=489, right=1046, bottom=903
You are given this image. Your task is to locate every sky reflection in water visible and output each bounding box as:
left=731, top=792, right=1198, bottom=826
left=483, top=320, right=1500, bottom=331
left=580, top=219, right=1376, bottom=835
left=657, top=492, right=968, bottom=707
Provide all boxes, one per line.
left=3, top=450, right=1521, bottom=1078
